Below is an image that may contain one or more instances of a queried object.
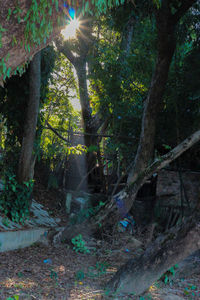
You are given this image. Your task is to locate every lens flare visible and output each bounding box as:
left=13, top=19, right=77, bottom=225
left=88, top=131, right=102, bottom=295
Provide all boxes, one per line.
left=61, top=18, right=80, bottom=40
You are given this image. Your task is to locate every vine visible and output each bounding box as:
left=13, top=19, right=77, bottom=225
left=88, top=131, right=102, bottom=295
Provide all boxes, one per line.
left=1, top=0, right=157, bottom=81
left=23, top=0, right=61, bottom=51
left=1, top=0, right=64, bottom=81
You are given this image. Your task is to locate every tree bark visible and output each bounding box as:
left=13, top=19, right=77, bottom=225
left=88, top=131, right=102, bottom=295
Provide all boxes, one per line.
left=106, top=214, right=200, bottom=296
left=17, top=51, right=41, bottom=183
left=127, top=4, right=176, bottom=184
left=75, top=58, right=97, bottom=147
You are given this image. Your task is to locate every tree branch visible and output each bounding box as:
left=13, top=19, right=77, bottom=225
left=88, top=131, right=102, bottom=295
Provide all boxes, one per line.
left=130, top=128, right=200, bottom=190
left=55, top=38, right=77, bottom=66
left=45, top=122, right=69, bottom=144
left=45, top=125, right=136, bottom=140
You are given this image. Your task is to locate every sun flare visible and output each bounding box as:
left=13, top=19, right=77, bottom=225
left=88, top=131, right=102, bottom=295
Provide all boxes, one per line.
left=61, top=18, right=80, bottom=40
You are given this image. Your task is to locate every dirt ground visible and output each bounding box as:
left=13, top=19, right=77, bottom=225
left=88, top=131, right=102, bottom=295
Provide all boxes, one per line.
left=0, top=185, right=199, bottom=300
left=0, top=236, right=199, bottom=300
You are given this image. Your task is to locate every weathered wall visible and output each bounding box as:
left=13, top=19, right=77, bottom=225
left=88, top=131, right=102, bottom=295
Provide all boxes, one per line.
left=156, top=169, right=200, bottom=208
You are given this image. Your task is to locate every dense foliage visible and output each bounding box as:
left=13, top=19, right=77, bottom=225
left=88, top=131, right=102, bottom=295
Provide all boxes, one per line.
left=0, top=0, right=200, bottom=221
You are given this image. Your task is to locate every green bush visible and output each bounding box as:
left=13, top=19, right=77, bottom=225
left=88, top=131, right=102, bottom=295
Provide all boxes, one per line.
left=71, top=234, right=90, bottom=254
left=0, top=172, right=33, bottom=223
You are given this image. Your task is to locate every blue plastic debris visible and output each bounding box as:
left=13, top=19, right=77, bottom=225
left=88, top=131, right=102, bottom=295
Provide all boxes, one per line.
left=118, top=214, right=135, bottom=233
left=125, top=248, right=130, bottom=252
left=120, top=220, right=129, bottom=228
left=43, top=259, right=52, bottom=264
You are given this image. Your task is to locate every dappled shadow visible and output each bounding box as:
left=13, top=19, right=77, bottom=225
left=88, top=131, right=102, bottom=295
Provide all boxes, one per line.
left=0, top=239, right=199, bottom=299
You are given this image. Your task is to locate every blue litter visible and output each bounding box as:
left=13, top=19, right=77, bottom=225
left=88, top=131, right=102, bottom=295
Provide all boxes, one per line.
left=125, top=248, right=130, bottom=252
left=118, top=215, right=135, bottom=233
left=43, top=259, right=52, bottom=264
left=120, top=220, right=129, bottom=228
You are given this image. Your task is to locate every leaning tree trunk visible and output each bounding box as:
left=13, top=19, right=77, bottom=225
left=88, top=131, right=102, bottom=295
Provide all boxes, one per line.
left=91, top=0, right=197, bottom=228
left=17, top=52, right=41, bottom=183
left=106, top=214, right=200, bottom=296
left=52, top=128, right=200, bottom=243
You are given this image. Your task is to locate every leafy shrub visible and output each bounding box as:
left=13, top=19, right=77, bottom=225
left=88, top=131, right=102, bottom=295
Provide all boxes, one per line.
left=71, top=234, right=90, bottom=254
left=161, top=264, right=179, bottom=284
left=0, top=172, right=33, bottom=223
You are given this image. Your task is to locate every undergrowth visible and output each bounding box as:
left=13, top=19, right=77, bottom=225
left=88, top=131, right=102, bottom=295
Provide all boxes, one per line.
left=0, top=172, right=33, bottom=223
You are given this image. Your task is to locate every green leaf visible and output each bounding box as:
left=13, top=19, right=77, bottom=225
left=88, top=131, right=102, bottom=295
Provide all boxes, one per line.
left=6, top=8, right=12, bottom=21
left=164, top=275, right=169, bottom=284
left=7, top=67, right=11, bottom=78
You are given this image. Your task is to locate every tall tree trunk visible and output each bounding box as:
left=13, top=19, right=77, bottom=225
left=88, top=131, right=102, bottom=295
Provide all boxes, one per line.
left=76, top=63, right=98, bottom=147
left=56, top=20, right=102, bottom=183
left=128, top=3, right=176, bottom=184
left=17, top=52, right=41, bottom=183
left=75, top=58, right=99, bottom=171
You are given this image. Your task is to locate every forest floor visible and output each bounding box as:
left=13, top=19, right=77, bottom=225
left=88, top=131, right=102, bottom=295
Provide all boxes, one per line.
left=0, top=185, right=199, bottom=300
left=0, top=237, right=199, bottom=300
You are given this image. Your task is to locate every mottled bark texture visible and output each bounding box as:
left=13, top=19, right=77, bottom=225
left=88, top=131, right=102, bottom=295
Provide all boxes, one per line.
left=17, top=52, right=41, bottom=183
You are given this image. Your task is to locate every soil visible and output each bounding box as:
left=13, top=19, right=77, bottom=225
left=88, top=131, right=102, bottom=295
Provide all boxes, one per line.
left=0, top=238, right=199, bottom=300
left=0, top=185, right=199, bottom=300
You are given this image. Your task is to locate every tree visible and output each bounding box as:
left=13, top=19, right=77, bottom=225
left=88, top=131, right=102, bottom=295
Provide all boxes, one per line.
left=107, top=213, right=200, bottom=296
left=40, top=51, right=81, bottom=189
left=55, top=17, right=101, bottom=177
left=17, top=51, right=41, bottom=183
left=0, top=46, right=56, bottom=220
left=1, top=0, right=200, bottom=296
left=52, top=0, right=200, bottom=295
left=54, top=0, right=198, bottom=230
left=89, top=2, right=152, bottom=177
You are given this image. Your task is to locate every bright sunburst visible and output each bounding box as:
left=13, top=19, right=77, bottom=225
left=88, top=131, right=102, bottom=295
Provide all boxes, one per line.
left=61, top=18, right=80, bottom=40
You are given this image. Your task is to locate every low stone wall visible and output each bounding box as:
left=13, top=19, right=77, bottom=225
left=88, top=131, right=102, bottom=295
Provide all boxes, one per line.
left=0, top=228, right=47, bottom=252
